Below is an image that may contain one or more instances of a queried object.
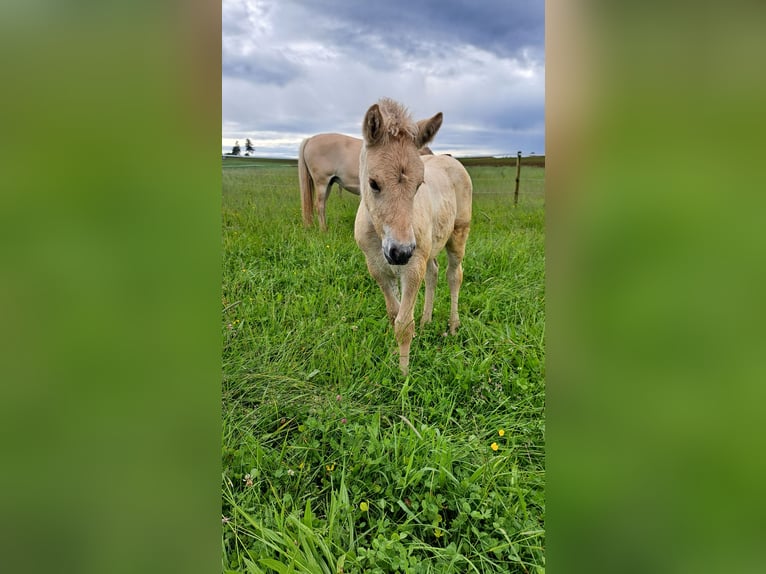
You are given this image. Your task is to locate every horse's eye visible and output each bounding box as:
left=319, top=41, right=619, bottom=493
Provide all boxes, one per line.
left=369, top=179, right=380, bottom=192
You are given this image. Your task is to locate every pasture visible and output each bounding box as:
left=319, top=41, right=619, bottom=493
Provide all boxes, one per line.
left=222, top=157, right=545, bottom=573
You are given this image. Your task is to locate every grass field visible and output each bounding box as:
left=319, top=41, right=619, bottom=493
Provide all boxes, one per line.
left=221, top=158, right=545, bottom=573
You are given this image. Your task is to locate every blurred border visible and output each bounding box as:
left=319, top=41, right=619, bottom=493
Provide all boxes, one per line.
left=0, top=2, right=222, bottom=573
left=547, top=1, right=766, bottom=572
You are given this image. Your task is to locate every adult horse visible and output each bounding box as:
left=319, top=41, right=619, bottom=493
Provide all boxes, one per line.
left=299, top=133, right=362, bottom=231
left=354, top=98, right=472, bottom=375
left=299, top=134, right=435, bottom=231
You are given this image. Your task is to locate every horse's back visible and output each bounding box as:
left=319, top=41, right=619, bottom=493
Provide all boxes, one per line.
left=304, top=133, right=362, bottom=192
left=305, top=133, right=362, bottom=165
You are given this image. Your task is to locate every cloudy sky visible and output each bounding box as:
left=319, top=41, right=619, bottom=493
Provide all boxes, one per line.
left=222, top=0, right=544, bottom=158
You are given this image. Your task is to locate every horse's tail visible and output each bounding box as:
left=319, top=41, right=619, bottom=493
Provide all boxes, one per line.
left=298, top=137, right=315, bottom=227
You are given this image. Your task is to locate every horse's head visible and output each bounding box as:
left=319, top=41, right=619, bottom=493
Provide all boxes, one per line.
left=359, top=98, right=442, bottom=265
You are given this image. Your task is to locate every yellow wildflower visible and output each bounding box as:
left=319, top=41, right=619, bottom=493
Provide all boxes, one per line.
left=359, top=501, right=369, bottom=512
left=491, top=442, right=499, bottom=451
left=326, top=463, right=335, bottom=472
left=498, top=429, right=505, bottom=437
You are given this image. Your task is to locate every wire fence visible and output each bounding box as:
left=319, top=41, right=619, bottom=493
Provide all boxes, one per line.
left=222, top=162, right=294, bottom=169
left=222, top=157, right=545, bottom=201
left=472, top=178, right=544, bottom=195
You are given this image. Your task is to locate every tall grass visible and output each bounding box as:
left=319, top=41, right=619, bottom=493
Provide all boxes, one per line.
left=222, top=161, right=545, bottom=573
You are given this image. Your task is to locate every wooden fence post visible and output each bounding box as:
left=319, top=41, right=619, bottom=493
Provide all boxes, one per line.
left=514, top=151, right=522, bottom=206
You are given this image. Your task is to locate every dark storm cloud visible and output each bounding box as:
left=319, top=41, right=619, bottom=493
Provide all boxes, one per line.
left=222, top=0, right=545, bottom=157
left=221, top=0, right=250, bottom=37
left=283, top=0, right=543, bottom=61
left=222, top=48, right=301, bottom=86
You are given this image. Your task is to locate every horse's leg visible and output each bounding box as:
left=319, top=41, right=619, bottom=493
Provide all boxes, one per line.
left=366, top=260, right=400, bottom=325
left=396, top=257, right=427, bottom=375
left=446, top=226, right=470, bottom=334
left=420, top=258, right=438, bottom=327
left=315, top=178, right=332, bottom=232
left=380, top=277, right=400, bottom=327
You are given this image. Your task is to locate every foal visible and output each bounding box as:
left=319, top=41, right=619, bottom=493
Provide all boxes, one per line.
left=354, top=98, right=472, bottom=374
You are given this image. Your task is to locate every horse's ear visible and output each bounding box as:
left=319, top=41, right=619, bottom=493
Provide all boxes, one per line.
left=416, top=112, right=443, bottom=149
left=363, top=104, right=385, bottom=146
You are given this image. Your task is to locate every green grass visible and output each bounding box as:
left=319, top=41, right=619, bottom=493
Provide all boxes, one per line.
left=222, top=161, right=545, bottom=573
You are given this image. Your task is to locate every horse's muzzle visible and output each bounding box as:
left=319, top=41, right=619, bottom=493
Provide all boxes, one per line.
left=383, top=242, right=415, bottom=265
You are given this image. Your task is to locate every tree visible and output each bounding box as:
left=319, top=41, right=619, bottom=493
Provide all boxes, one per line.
left=231, top=141, right=241, bottom=156
left=245, top=138, right=254, bottom=155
